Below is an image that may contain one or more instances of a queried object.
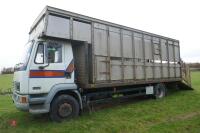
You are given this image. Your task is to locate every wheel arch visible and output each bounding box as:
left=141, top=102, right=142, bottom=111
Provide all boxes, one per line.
left=45, top=83, right=83, bottom=110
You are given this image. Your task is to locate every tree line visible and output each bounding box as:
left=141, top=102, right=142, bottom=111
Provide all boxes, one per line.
left=1, top=67, right=14, bottom=74
left=187, top=63, right=200, bottom=68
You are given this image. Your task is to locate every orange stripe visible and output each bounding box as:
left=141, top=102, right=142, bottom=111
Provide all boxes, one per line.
left=30, top=71, right=65, bottom=77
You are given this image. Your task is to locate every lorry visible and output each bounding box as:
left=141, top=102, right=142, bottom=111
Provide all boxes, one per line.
left=12, top=6, right=192, bottom=122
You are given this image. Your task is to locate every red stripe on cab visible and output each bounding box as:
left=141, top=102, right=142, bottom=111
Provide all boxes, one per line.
left=29, top=70, right=65, bottom=78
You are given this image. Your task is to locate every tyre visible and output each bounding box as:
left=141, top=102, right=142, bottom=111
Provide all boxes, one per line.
left=153, top=83, right=167, bottom=99
left=50, top=94, right=80, bottom=122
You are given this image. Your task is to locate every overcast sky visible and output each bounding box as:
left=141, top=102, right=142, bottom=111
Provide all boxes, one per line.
left=0, top=0, right=199, bottom=69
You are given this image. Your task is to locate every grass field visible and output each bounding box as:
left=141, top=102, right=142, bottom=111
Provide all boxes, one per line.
left=0, top=74, right=13, bottom=92
left=0, top=72, right=200, bottom=133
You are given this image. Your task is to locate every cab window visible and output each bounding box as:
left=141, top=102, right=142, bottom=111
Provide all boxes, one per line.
left=47, top=43, right=62, bottom=63
left=35, top=43, right=44, bottom=64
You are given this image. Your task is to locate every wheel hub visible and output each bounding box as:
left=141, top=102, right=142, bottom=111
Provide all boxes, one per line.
left=58, top=103, right=72, bottom=117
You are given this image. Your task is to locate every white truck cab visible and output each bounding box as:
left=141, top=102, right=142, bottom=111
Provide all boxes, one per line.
left=13, top=39, right=81, bottom=120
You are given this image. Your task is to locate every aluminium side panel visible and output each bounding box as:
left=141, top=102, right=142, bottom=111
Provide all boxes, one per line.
left=109, top=27, right=122, bottom=80
left=110, top=59, right=122, bottom=80
left=161, top=39, right=169, bottom=78
left=73, top=20, right=91, bottom=43
left=95, top=56, right=108, bottom=81
left=122, top=30, right=133, bottom=58
left=144, top=35, right=153, bottom=79
left=94, top=23, right=108, bottom=56
left=122, top=30, right=134, bottom=80
left=93, top=23, right=108, bottom=81
left=134, top=33, right=144, bottom=79
left=168, top=41, right=175, bottom=77
left=109, top=27, right=121, bottom=57
left=124, top=59, right=134, bottom=79
left=46, top=15, right=70, bottom=39
left=153, top=37, right=161, bottom=78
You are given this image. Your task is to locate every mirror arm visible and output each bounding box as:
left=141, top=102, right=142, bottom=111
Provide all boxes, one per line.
left=38, top=62, right=50, bottom=70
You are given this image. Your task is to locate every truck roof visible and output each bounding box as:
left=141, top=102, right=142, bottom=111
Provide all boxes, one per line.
left=30, top=6, right=179, bottom=42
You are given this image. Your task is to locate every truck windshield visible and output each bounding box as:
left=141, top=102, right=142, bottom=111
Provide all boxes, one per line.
left=15, top=41, right=34, bottom=71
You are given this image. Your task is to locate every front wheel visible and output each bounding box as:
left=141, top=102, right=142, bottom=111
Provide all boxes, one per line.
left=50, top=94, right=80, bottom=122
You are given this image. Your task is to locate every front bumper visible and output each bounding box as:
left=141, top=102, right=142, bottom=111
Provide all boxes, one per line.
left=12, top=91, right=50, bottom=114
left=12, top=92, right=29, bottom=111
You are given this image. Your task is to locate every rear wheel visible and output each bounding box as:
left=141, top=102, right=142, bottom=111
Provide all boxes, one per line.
left=153, top=83, right=167, bottom=99
left=50, top=94, right=79, bottom=122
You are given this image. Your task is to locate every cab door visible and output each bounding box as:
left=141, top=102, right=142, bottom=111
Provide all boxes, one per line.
left=29, top=41, right=74, bottom=94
